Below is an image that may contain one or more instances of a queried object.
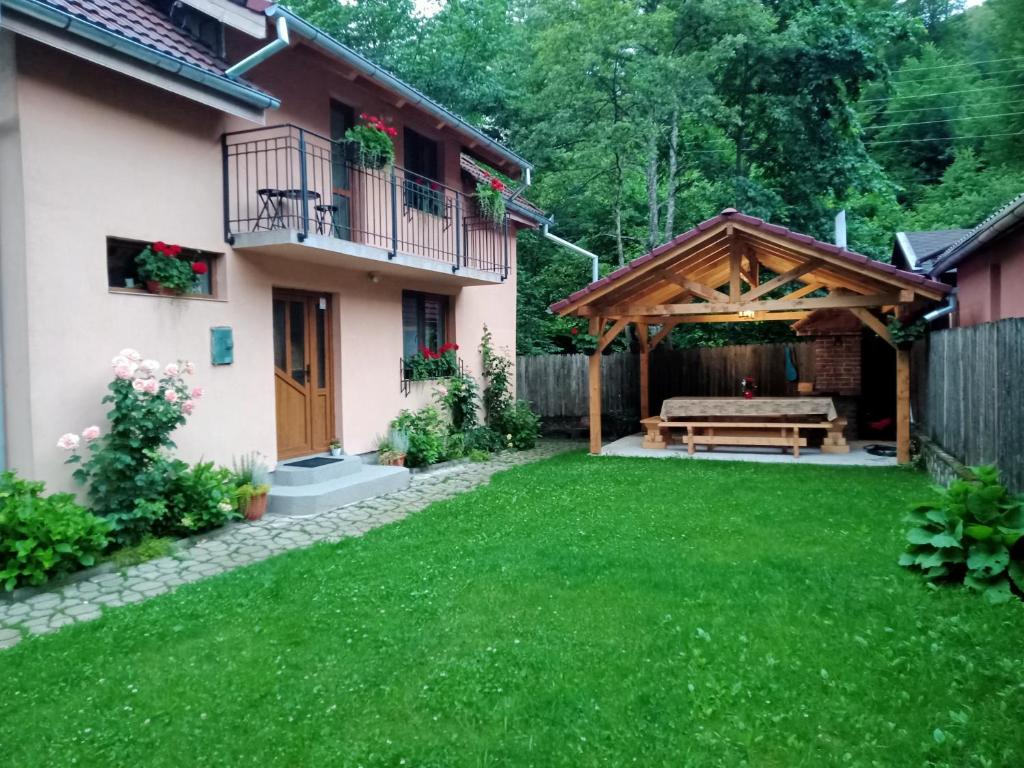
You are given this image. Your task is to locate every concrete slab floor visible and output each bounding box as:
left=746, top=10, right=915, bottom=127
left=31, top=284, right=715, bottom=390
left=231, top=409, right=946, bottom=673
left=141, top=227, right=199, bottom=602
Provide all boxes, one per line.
left=600, top=433, right=898, bottom=467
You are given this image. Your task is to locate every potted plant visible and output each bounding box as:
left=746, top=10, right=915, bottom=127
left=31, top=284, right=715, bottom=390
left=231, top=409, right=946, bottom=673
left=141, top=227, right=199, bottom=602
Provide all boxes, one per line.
left=476, top=177, right=507, bottom=224
left=378, top=429, right=408, bottom=466
left=329, top=439, right=342, bottom=458
left=740, top=376, right=757, bottom=399
left=232, top=452, right=271, bottom=521
left=344, top=114, right=397, bottom=169
left=135, top=242, right=204, bottom=295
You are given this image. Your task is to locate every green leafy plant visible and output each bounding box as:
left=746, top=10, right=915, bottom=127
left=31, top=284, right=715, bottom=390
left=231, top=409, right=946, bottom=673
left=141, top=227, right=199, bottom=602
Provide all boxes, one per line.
left=443, top=431, right=466, bottom=461
left=0, top=471, right=111, bottom=590
left=465, top=425, right=505, bottom=453
left=887, top=317, right=927, bottom=347
left=345, top=114, right=396, bottom=169
left=900, top=465, right=1024, bottom=604
left=232, top=452, right=270, bottom=488
left=390, top=407, right=446, bottom=468
left=436, top=374, right=479, bottom=433
left=476, top=177, right=507, bottom=224
left=501, top=401, right=541, bottom=450
left=107, top=535, right=175, bottom=568
left=61, top=349, right=204, bottom=545
left=134, top=242, right=202, bottom=294
left=467, top=448, right=491, bottom=463
left=164, top=462, right=240, bottom=536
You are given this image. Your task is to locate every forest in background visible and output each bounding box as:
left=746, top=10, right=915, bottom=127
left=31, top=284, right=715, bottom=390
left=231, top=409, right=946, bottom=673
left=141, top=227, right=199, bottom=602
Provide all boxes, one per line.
left=287, top=0, right=1023, bottom=351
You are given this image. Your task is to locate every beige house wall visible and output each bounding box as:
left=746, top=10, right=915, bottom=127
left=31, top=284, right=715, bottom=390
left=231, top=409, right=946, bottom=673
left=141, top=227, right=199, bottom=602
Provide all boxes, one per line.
left=6, top=38, right=519, bottom=492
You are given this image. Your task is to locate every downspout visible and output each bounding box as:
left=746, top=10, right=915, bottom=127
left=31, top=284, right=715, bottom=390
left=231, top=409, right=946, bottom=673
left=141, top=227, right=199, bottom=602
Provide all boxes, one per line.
left=923, top=289, right=957, bottom=324
left=543, top=225, right=600, bottom=284
left=225, top=14, right=289, bottom=80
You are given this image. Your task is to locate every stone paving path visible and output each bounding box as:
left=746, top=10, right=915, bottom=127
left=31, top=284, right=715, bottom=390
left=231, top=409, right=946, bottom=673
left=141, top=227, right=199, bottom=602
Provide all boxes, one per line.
left=0, top=441, right=581, bottom=651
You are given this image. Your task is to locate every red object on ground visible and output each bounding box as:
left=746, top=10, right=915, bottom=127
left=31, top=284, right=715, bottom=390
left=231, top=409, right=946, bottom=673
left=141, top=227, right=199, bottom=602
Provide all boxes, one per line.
left=869, top=417, right=893, bottom=431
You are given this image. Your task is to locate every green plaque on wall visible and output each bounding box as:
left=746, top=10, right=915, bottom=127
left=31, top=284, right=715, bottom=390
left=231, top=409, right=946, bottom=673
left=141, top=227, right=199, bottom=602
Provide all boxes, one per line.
left=211, top=326, right=234, bottom=365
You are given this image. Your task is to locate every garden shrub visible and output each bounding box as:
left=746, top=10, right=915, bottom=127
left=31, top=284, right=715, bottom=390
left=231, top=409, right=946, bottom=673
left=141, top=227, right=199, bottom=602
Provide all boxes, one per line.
left=464, top=425, right=505, bottom=453
left=0, top=471, right=111, bottom=590
left=436, top=373, right=479, bottom=433
left=467, top=449, right=491, bottom=463
left=163, top=462, right=240, bottom=536
left=501, top=401, right=541, bottom=450
left=391, top=407, right=446, bottom=468
left=60, top=349, right=205, bottom=545
left=900, top=465, right=1024, bottom=603
left=443, top=431, right=466, bottom=461
left=108, top=535, right=175, bottom=568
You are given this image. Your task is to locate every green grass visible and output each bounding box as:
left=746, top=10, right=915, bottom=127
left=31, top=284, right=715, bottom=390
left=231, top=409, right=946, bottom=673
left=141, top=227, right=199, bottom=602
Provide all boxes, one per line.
left=2, top=453, right=1023, bottom=767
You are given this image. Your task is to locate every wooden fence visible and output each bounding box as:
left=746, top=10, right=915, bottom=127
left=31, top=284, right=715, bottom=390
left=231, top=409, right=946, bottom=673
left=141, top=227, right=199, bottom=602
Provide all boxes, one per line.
left=913, top=318, right=1024, bottom=492
left=516, top=342, right=815, bottom=425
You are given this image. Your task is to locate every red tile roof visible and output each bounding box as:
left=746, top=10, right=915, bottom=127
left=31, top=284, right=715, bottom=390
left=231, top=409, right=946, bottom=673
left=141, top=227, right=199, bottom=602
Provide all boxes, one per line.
left=40, top=0, right=234, bottom=75
left=549, top=208, right=950, bottom=313
left=460, top=153, right=548, bottom=221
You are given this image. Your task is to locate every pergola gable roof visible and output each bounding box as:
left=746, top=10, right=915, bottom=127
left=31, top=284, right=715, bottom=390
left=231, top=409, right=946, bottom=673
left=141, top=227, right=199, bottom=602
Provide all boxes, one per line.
left=550, top=209, right=949, bottom=318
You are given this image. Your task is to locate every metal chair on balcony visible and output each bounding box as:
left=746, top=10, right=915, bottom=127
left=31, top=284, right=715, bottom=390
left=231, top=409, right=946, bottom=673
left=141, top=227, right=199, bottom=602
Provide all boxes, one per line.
left=314, top=204, right=339, bottom=237
left=255, top=188, right=286, bottom=231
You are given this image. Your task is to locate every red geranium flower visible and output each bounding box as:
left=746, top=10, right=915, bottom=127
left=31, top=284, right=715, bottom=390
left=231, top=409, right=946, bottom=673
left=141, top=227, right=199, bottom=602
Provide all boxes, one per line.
left=453, top=343, right=459, bottom=351
left=153, top=241, right=167, bottom=254
left=191, top=261, right=208, bottom=275
left=430, top=182, right=440, bottom=191
left=571, top=327, right=579, bottom=335
left=167, top=244, right=182, bottom=257
left=490, top=178, right=505, bottom=192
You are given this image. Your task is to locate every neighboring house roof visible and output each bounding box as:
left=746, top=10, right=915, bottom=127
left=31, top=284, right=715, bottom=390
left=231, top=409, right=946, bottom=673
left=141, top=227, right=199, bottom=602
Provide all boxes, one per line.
left=549, top=208, right=949, bottom=314
left=893, top=229, right=970, bottom=272
left=929, top=191, right=1024, bottom=277
left=459, top=154, right=550, bottom=225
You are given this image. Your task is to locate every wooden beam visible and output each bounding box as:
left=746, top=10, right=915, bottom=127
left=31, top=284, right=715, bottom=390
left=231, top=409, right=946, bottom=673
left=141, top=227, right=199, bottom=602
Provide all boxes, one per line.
left=672, top=311, right=811, bottom=323
left=649, top=319, right=683, bottom=349
left=596, top=318, right=629, bottom=353
left=747, top=248, right=760, bottom=287
left=848, top=307, right=895, bottom=348
left=583, top=292, right=903, bottom=318
left=659, top=272, right=729, bottom=303
left=638, top=322, right=650, bottom=420
left=785, top=282, right=824, bottom=300
left=588, top=317, right=603, bottom=336
left=589, top=349, right=602, bottom=454
left=896, top=348, right=910, bottom=464
left=729, top=233, right=742, bottom=301
left=743, top=261, right=818, bottom=302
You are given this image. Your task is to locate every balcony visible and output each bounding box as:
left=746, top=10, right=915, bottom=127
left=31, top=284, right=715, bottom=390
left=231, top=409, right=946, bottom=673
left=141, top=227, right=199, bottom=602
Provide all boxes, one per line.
left=222, top=125, right=510, bottom=285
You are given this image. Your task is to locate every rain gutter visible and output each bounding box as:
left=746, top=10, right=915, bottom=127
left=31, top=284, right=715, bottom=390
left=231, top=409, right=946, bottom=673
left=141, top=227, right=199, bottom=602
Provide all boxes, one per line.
left=543, top=225, right=600, bottom=284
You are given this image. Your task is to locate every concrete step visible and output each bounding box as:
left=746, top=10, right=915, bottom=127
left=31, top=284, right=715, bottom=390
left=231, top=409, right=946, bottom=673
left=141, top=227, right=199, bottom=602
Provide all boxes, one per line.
left=267, top=464, right=410, bottom=517
left=271, top=454, right=361, bottom=486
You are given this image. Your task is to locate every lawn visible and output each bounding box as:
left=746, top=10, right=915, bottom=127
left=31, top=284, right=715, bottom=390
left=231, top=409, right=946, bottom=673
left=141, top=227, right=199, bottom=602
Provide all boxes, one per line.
left=2, top=453, right=1023, bottom=767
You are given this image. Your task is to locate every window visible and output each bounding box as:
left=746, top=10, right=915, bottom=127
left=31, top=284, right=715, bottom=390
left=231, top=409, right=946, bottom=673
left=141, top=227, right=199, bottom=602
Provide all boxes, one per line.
left=402, top=291, right=450, bottom=359
left=403, top=128, right=444, bottom=216
left=107, top=237, right=220, bottom=298
left=328, top=100, right=355, bottom=240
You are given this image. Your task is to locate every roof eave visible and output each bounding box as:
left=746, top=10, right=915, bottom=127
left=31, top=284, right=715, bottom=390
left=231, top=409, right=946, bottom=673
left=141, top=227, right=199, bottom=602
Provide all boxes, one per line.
left=2, top=0, right=280, bottom=111
left=930, top=196, right=1024, bottom=277
left=269, top=5, right=532, bottom=174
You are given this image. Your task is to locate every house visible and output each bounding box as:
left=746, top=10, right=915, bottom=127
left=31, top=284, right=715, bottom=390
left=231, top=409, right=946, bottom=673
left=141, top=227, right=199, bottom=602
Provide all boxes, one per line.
left=0, top=0, right=549, bottom=496
left=926, top=193, right=1024, bottom=328
left=891, top=228, right=969, bottom=275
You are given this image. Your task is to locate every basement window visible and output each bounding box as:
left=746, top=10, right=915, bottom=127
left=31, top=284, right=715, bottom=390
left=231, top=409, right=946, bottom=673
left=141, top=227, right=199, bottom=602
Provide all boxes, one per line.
left=107, top=237, right=221, bottom=298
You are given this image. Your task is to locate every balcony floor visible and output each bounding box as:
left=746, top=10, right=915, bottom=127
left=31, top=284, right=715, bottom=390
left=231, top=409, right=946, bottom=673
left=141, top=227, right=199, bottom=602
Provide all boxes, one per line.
left=231, top=230, right=505, bottom=287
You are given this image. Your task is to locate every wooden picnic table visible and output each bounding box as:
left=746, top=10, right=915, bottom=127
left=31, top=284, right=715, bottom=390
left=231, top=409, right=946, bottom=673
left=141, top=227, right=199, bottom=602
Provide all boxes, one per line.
left=643, top=396, right=849, bottom=457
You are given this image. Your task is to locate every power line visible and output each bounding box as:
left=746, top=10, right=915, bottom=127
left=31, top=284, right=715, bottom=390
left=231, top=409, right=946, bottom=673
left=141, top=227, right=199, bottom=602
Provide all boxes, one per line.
left=863, top=130, right=1024, bottom=146
left=866, top=109, right=1024, bottom=131
left=894, top=66, right=1024, bottom=87
left=862, top=82, right=1024, bottom=103
left=891, top=54, right=1024, bottom=75
left=864, top=95, right=1024, bottom=116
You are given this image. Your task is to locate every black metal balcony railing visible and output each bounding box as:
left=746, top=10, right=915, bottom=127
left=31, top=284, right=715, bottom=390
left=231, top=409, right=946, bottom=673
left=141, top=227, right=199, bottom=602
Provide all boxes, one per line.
left=222, top=125, right=510, bottom=278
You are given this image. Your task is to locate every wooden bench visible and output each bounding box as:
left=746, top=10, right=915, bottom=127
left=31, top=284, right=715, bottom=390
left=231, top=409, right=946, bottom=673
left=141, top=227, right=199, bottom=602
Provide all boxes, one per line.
left=641, top=416, right=849, bottom=457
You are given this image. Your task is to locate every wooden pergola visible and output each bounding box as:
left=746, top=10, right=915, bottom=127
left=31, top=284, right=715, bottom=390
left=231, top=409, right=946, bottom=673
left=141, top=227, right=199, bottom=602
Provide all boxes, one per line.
left=549, top=209, right=951, bottom=464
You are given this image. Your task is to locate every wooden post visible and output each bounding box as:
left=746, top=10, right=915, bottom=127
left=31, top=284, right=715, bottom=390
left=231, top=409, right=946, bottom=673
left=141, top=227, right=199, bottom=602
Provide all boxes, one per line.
left=638, top=322, right=650, bottom=420
left=896, top=347, right=911, bottom=464
left=589, top=349, right=602, bottom=454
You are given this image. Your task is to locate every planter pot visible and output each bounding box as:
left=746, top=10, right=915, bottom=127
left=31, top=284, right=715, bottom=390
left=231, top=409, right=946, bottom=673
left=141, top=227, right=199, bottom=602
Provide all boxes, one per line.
left=145, top=280, right=179, bottom=296
left=243, top=492, right=269, bottom=521
left=381, top=454, right=406, bottom=467
left=329, top=447, right=342, bottom=457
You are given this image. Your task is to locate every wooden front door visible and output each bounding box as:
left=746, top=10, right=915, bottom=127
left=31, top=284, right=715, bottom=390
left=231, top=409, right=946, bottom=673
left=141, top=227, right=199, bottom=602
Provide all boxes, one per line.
left=273, top=290, right=335, bottom=458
